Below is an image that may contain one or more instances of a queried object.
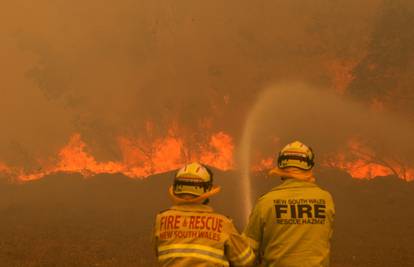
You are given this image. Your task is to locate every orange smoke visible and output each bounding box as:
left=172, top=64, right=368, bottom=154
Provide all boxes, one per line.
left=325, top=59, right=358, bottom=95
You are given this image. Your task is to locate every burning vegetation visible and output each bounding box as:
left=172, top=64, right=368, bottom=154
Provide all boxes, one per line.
left=1, top=128, right=413, bottom=182
left=1, top=0, right=414, bottom=184
left=324, top=138, right=414, bottom=181
left=0, top=129, right=234, bottom=182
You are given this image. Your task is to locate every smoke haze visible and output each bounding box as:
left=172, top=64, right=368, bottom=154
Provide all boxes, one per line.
left=1, top=0, right=413, bottom=172
left=240, top=83, right=414, bottom=167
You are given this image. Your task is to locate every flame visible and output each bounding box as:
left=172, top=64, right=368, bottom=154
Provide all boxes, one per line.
left=0, top=162, right=12, bottom=176
left=1, top=126, right=235, bottom=182
left=324, top=139, right=414, bottom=181
left=18, top=134, right=125, bottom=181
left=118, top=135, right=185, bottom=178
left=118, top=131, right=234, bottom=177
left=1, top=128, right=413, bottom=182
left=199, top=132, right=234, bottom=171
left=248, top=137, right=414, bottom=182
left=251, top=157, right=274, bottom=172
left=324, top=153, right=392, bottom=178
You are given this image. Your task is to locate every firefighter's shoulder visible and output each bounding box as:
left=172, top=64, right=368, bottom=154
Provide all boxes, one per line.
left=156, top=208, right=173, bottom=216
left=257, top=188, right=283, bottom=202
left=320, top=187, right=334, bottom=198
left=313, top=184, right=334, bottom=200
left=251, top=189, right=286, bottom=213
left=320, top=186, right=334, bottom=196
left=210, top=212, right=242, bottom=233
left=321, top=188, right=335, bottom=205
left=210, top=210, right=233, bottom=222
left=244, top=194, right=270, bottom=219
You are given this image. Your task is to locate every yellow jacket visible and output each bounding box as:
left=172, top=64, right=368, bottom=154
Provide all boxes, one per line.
left=154, top=203, right=255, bottom=267
left=244, top=178, right=335, bottom=267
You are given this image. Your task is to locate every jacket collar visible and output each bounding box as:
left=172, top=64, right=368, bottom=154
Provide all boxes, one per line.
left=170, top=203, right=214, bottom=213
left=271, top=178, right=317, bottom=192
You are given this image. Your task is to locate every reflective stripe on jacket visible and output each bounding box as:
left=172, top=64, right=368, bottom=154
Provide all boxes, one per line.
left=244, top=178, right=335, bottom=267
left=154, top=204, right=255, bottom=267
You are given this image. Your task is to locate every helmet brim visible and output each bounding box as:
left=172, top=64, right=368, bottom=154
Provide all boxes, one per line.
left=168, top=185, right=221, bottom=204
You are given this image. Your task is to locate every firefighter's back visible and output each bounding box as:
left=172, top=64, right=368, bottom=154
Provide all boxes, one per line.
left=252, top=179, right=335, bottom=267
left=153, top=163, right=254, bottom=267
left=154, top=204, right=254, bottom=267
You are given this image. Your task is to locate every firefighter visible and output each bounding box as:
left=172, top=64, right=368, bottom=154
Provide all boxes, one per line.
left=244, top=141, right=335, bottom=267
left=153, top=162, right=255, bottom=267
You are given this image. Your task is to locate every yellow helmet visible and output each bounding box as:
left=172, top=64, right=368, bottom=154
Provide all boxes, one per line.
left=277, top=141, right=315, bottom=170
left=173, top=162, right=213, bottom=197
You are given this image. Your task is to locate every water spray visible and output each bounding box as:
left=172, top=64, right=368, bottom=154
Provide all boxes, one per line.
left=239, top=87, right=275, bottom=225
left=239, top=116, right=254, bottom=225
